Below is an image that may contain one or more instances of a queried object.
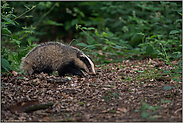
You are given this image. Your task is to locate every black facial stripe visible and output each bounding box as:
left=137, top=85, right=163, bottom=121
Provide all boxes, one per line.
left=80, top=56, right=92, bottom=72
left=87, top=55, right=93, bottom=62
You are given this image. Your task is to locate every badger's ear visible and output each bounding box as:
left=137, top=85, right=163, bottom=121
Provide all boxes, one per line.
left=79, top=54, right=85, bottom=58
left=77, top=52, right=85, bottom=58
left=77, top=52, right=83, bottom=58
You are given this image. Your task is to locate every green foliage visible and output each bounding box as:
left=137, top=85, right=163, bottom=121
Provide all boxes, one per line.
left=163, top=85, right=172, bottom=90
left=77, top=101, right=85, bottom=106
left=161, top=99, right=171, bottom=103
left=76, top=25, right=132, bottom=63
left=1, top=57, right=12, bottom=74
left=102, top=91, right=119, bottom=103
left=146, top=45, right=154, bottom=56
left=75, top=1, right=181, bottom=62
left=141, top=102, right=162, bottom=120
left=1, top=1, right=37, bottom=74
left=1, top=1, right=182, bottom=75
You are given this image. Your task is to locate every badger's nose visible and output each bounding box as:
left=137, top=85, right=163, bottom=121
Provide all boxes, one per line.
left=90, top=71, right=96, bottom=76
left=91, top=73, right=96, bottom=76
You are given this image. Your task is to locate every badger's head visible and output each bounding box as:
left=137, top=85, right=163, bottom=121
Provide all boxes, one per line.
left=75, top=52, right=96, bottom=76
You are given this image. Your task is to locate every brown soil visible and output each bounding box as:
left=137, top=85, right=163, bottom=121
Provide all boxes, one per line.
left=1, top=58, right=182, bottom=122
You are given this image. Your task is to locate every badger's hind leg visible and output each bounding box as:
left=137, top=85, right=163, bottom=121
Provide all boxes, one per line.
left=20, top=57, right=34, bottom=75
left=31, top=65, right=53, bottom=75
left=22, top=63, right=34, bottom=75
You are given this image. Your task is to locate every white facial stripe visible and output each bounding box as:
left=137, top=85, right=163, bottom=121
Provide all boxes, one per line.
left=84, top=54, right=96, bottom=74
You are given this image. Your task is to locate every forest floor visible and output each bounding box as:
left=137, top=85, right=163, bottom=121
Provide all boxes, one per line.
left=1, top=58, right=182, bottom=122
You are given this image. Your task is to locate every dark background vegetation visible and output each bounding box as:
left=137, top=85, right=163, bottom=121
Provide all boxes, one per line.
left=1, top=1, right=182, bottom=73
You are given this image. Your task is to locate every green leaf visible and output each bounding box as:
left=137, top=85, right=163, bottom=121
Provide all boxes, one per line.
left=135, top=70, right=144, bottom=73
left=157, top=35, right=162, bottom=40
left=65, top=113, right=70, bottom=118
left=88, top=27, right=95, bottom=30
left=55, top=3, right=59, bottom=7
left=112, top=93, right=118, bottom=99
left=79, top=11, right=85, bottom=17
left=101, top=32, right=109, bottom=37
left=71, top=19, right=78, bottom=26
left=1, top=84, right=5, bottom=89
left=172, top=78, right=180, bottom=82
left=2, top=27, right=11, bottom=34
left=87, top=36, right=95, bottom=45
left=141, top=103, right=149, bottom=111
left=22, top=26, right=28, bottom=30
left=1, top=22, right=6, bottom=27
left=77, top=101, right=85, bottom=105
left=1, top=34, right=11, bottom=39
left=76, top=42, right=88, bottom=47
left=159, top=40, right=166, bottom=44
left=81, top=27, right=88, bottom=30
left=141, top=111, right=151, bottom=119
left=169, top=30, right=180, bottom=35
left=12, top=39, right=21, bottom=47
left=18, top=76, right=24, bottom=79
left=1, top=58, right=12, bottom=71
left=44, top=20, right=63, bottom=26
left=67, top=77, right=71, bottom=80
left=161, top=99, right=172, bottom=103
left=163, top=85, right=172, bottom=90
left=73, top=7, right=79, bottom=12
left=46, top=2, right=52, bottom=8
left=146, top=45, right=154, bottom=56
left=109, top=110, right=116, bottom=113
left=28, top=38, right=32, bottom=46
left=148, top=106, right=156, bottom=112
left=75, top=24, right=81, bottom=30
left=95, top=29, right=100, bottom=36
left=13, top=34, right=18, bottom=40
left=3, top=18, right=15, bottom=25
left=104, top=60, right=110, bottom=64
left=25, top=15, right=33, bottom=18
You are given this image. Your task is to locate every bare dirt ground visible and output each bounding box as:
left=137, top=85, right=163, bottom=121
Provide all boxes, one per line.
left=1, top=58, right=182, bottom=122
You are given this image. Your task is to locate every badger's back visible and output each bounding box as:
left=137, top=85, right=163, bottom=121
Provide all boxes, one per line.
left=21, top=42, right=78, bottom=75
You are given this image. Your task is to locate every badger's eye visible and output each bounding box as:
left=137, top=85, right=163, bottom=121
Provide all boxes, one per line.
left=88, top=67, right=91, bottom=71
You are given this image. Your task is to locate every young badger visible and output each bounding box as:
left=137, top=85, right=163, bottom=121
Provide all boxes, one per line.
left=20, top=42, right=96, bottom=76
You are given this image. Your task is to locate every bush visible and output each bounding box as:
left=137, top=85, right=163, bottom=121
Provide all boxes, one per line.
left=1, top=1, right=37, bottom=74
left=1, top=1, right=182, bottom=73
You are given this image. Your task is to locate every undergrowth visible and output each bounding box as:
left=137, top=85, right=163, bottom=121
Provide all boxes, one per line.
left=1, top=1, right=182, bottom=75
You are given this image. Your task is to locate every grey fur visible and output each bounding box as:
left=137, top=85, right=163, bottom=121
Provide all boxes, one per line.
left=20, top=42, right=95, bottom=76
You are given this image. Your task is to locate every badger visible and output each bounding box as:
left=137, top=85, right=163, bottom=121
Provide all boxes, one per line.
left=20, top=42, right=96, bottom=76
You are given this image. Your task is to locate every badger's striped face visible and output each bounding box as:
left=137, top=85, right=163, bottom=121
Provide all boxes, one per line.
left=76, top=53, right=96, bottom=75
